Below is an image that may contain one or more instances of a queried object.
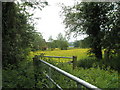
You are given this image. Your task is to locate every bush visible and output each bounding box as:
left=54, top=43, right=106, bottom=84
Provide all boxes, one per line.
left=102, top=56, right=120, bottom=71
left=44, top=60, right=119, bottom=88
left=78, top=58, right=98, bottom=69
left=78, top=56, right=120, bottom=71
left=2, top=60, right=35, bottom=88
left=43, top=59, right=119, bottom=88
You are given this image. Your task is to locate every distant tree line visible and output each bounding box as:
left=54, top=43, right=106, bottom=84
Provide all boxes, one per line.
left=47, top=33, right=68, bottom=50
left=73, top=37, right=91, bottom=48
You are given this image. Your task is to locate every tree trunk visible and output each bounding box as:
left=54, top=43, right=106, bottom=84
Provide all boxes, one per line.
left=92, top=36, right=102, bottom=60
left=95, top=46, right=102, bottom=59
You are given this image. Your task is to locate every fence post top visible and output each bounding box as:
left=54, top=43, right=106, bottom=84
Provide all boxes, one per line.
left=33, top=55, right=37, bottom=58
left=73, top=56, right=77, bottom=58
left=34, top=55, right=37, bottom=57
left=33, top=55, right=39, bottom=60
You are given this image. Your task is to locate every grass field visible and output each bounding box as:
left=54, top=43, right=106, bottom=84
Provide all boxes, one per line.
left=3, top=48, right=119, bottom=88
left=30, top=48, right=90, bottom=63
left=29, top=48, right=119, bottom=88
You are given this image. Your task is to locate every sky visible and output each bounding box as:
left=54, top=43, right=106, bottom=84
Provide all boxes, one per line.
left=33, top=0, right=86, bottom=42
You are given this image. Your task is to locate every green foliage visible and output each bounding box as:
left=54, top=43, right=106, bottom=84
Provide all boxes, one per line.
left=78, top=56, right=120, bottom=72
left=42, top=58, right=119, bottom=88
left=73, top=37, right=91, bottom=48
left=101, top=2, right=120, bottom=57
left=21, top=1, right=48, bottom=10
left=47, top=33, right=68, bottom=50
left=78, top=58, right=97, bottom=69
left=3, top=51, right=119, bottom=88
left=32, top=49, right=119, bottom=88
left=48, top=35, right=53, bottom=42
left=31, top=32, right=47, bottom=51
left=2, top=1, right=48, bottom=88
left=62, top=2, right=120, bottom=59
left=2, top=2, right=47, bottom=67
left=2, top=2, right=33, bottom=67
left=59, top=40, right=68, bottom=50
left=2, top=60, right=35, bottom=88
left=73, top=40, right=80, bottom=47
left=99, top=56, right=120, bottom=71
left=56, top=33, right=65, bottom=41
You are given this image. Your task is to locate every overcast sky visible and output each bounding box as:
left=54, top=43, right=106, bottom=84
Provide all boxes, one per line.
left=33, top=0, right=86, bottom=42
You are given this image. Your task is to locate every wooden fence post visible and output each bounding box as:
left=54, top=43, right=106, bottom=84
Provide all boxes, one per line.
left=73, top=56, right=77, bottom=70
left=33, top=55, right=40, bottom=88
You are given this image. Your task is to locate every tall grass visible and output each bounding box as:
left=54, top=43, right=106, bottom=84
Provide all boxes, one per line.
left=32, top=48, right=119, bottom=88
left=43, top=59, right=119, bottom=88
left=3, top=48, right=119, bottom=88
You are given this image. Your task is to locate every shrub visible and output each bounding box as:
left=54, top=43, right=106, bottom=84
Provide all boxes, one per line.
left=43, top=60, right=119, bottom=88
left=78, top=58, right=98, bottom=69
left=102, top=56, right=120, bottom=71
left=2, top=60, right=35, bottom=88
left=78, top=56, right=120, bottom=72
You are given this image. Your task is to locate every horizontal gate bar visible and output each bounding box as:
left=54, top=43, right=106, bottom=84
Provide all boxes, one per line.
left=38, top=55, right=72, bottom=59
left=40, top=59, right=101, bottom=90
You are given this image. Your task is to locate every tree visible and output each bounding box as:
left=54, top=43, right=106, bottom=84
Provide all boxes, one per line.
left=31, top=32, right=46, bottom=51
left=62, top=2, right=113, bottom=59
left=80, top=37, right=91, bottom=48
left=47, top=33, right=68, bottom=50
left=73, top=40, right=80, bottom=47
left=56, top=33, right=66, bottom=41
left=47, top=36, right=55, bottom=49
left=101, top=2, right=120, bottom=59
left=48, top=35, right=53, bottom=42
left=56, top=33, right=68, bottom=50
left=2, top=1, right=48, bottom=68
left=58, top=40, right=68, bottom=50
left=73, top=37, right=91, bottom=48
left=2, top=2, right=32, bottom=67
